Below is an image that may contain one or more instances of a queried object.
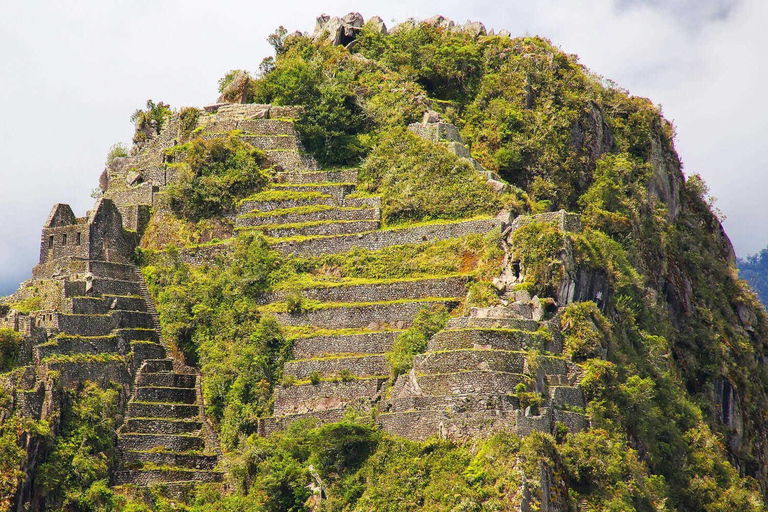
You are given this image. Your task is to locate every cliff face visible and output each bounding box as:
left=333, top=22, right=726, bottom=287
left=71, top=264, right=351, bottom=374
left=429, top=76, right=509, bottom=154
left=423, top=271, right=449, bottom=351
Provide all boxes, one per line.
left=1, top=13, right=767, bottom=511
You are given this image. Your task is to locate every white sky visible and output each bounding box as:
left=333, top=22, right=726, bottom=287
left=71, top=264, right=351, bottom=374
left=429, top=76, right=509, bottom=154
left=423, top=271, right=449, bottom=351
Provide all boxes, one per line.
left=1, top=0, right=766, bottom=295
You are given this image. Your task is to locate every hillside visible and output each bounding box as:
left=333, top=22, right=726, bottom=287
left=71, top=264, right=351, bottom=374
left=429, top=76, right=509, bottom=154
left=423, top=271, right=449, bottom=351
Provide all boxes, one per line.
left=739, top=250, right=768, bottom=309
left=1, top=12, right=767, bottom=511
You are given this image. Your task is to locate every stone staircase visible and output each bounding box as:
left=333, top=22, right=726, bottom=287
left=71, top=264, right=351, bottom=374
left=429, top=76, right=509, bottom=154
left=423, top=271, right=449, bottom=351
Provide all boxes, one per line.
left=379, top=300, right=589, bottom=441
left=113, top=270, right=223, bottom=492
left=31, top=261, right=164, bottom=388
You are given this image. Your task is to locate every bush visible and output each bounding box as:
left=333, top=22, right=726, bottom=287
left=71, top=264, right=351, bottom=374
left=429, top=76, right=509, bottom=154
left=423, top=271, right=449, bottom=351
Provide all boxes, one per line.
left=165, top=134, right=269, bottom=220
left=105, top=143, right=128, bottom=165
left=309, top=371, right=321, bottom=385
left=0, top=329, right=21, bottom=372
left=361, top=128, right=501, bottom=224
left=387, top=304, right=449, bottom=377
left=284, top=290, right=304, bottom=315
left=178, top=107, right=200, bottom=138
left=560, top=302, right=610, bottom=362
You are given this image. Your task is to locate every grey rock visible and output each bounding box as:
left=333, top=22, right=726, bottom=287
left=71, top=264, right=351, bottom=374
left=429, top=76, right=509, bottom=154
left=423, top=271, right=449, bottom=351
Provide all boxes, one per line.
left=366, top=15, right=387, bottom=35
left=498, top=29, right=511, bottom=37
left=423, top=15, right=454, bottom=30
left=313, top=12, right=364, bottom=45
left=462, top=20, right=487, bottom=37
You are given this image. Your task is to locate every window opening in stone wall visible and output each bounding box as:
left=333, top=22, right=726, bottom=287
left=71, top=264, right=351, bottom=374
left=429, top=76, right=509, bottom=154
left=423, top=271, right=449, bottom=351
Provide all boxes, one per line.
left=76, top=232, right=81, bottom=245
left=62, top=233, right=67, bottom=245
left=48, top=235, right=54, bottom=249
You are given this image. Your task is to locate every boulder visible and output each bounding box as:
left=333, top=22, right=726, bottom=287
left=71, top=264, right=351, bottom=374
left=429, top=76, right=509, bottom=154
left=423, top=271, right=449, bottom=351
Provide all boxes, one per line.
left=423, top=15, right=454, bottom=30
left=462, top=20, right=487, bottom=37
left=313, top=12, right=364, bottom=46
left=366, top=15, right=388, bottom=35
left=498, top=29, right=512, bottom=37
left=217, top=70, right=250, bottom=104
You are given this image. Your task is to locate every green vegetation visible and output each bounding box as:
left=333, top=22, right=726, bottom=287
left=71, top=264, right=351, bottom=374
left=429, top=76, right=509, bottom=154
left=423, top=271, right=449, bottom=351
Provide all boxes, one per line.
left=130, top=99, right=171, bottom=144
left=105, top=143, right=128, bottom=166
left=738, top=248, right=768, bottom=308
left=361, top=128, right=501, bottom=224
left=35, top=382, right=121, bottom=510
left=0, top=329, right=21, bottom=372
left=387, top=304, right=449, bottom=377
left=165, top=133, right=270, bottom=220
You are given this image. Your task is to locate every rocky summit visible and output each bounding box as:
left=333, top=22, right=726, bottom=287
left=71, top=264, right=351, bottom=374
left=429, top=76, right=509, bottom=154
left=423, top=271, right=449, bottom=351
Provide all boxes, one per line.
left=1, top=12, right=767, bottom=512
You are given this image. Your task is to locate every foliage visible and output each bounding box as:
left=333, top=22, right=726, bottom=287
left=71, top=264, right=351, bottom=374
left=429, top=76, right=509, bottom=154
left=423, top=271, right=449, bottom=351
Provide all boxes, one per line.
left=387, top=304, right=449, bottom=377
left=130, top=100, right=171, bottom=144
left=104, top=143, right=128, bottom=166
left=165, top=134, right=269, bottom=220
left=560, top=302, right=610, bottom=361
left=361, top=128, right=501, bottom=224
left=738, top=248, right=768, bottom=308
left=35, top=382, right=120, bottom=511
left=178, top=107, right=200, bottom=138
left=0, top=328, right=21, bottom=372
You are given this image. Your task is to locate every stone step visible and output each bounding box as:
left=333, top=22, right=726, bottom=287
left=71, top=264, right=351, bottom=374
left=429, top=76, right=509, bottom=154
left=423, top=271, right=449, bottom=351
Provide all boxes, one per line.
left=274, top=378, right=386, bottom=416
left=127, top=401, right=198, bottom=419
left=237, top=206, right=379, bottom=228
left=272, top=299, right=460, bottom=330
left=241, top=219, right=380, bottom=239
left=275, top=217, right=503, bottom=256
left=135, top=387, right=197, bottom=404
left=137, top=372, right=196, bottom=388
left=65, top=277, right=142, bottom=297
left=427, top=328, right=550, bottom=352
left=284, top=354, right=389, bottom=380
left=292, top=331, right=400, bottom=359
left=116, top=328, right=159, bottom=343
left=130, top=342, right=167, bottom=368
left=121, top=450, right=218, bottom=470
left=276, top=169, right=358, bottom=185
left=118, top=433, right=204, bottom=452
left=414, top=371, right=531, bottom=396
left=239, top=134, right=299, bottom=150
left=113, top=469, right=223, bottom=485
left=445, top=316, right=541, bottom=332
left=123, top=418, right=202, bottom=434
left=549, top=386, right=585, bottom=409
left=272, top=183, right=355, bottom=202
left=263, top=275, right=468, bottom=306
left=414, top=349, right=527, bottom=375
left=377, top=409, right=515, bottom=442
left=238, top=195, right=337, bottom=215
left=35, top=335, right=122, bottom=359
left=140, top=359, right=174, bottom=373
left=263, top=150, right=319, bottom=171
left=68, top=295, right=146, bottom=315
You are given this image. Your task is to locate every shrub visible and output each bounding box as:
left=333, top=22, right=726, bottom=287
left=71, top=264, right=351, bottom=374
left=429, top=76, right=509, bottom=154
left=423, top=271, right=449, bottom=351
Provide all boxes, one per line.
left=309, top=371, right=321, bottom=385
left=387, top=304, right=449, bottom=377
left=464, top=281, right=500, bottom=311
left=284, top=290, right=304, bottom=315
left=0, top=329, right=21, bottom=372
left=560, top=302, right=610, bottom=361
left=105, top=143, right=128, bottom=165
left=361, top=128, right=501, bottom=224
left=130, top=99, right=171, bottom=144
left=165, top=134, right=269, bottom=220
left=178, top=107, right=200, bottom=138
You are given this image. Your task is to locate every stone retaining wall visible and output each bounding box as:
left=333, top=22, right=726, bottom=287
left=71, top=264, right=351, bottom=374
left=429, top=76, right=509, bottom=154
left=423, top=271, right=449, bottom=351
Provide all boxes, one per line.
left=414, top=349, right=527, bottom=374
left=273, top=300, right=459, bottom=329
left=283, top=354, right=389, bottom=379
left=276, top=218, right=502, bottom=256
left=291, top=331, right=398, bottom=359
left=427, top=328, right=550, bottom=352
left=274, top=378, right=385, bottom=416
left=262, top=276, right=467, bottom=305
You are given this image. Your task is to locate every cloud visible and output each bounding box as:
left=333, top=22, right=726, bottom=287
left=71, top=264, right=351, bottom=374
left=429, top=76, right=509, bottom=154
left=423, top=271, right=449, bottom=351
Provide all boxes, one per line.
left=0, top=0, right=765, bottom=295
